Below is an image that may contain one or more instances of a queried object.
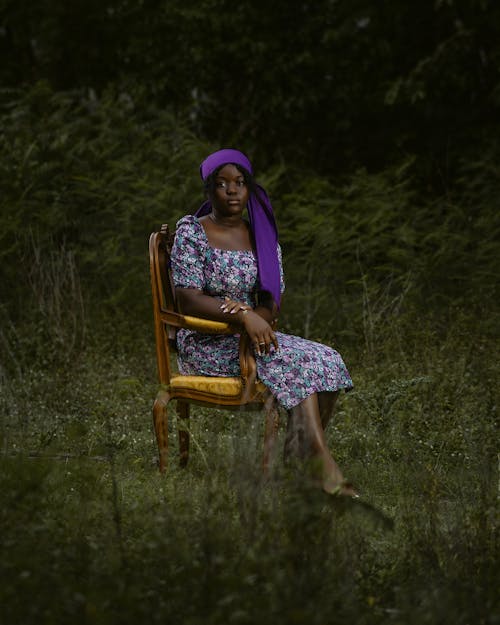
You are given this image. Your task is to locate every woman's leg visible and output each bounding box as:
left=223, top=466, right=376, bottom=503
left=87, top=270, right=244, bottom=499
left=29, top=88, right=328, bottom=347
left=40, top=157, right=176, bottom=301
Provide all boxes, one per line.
left=284, top=393, right=356, bottom=496
left=317, top=390, right=339, bottom=430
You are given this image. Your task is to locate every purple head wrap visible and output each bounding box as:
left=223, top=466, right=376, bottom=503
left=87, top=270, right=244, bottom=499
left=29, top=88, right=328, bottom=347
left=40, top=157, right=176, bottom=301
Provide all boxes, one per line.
left=196, top=148, right=281, bottom=308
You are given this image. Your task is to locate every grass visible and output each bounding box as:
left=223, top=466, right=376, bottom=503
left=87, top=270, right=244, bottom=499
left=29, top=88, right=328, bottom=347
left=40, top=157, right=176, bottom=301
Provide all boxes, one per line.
left=0, top=314, right=498, bottom=625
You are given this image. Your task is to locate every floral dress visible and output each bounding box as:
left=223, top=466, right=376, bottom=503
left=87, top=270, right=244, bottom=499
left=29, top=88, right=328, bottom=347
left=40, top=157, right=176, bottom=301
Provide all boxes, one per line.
left=170, top=215, right=353, bottom=410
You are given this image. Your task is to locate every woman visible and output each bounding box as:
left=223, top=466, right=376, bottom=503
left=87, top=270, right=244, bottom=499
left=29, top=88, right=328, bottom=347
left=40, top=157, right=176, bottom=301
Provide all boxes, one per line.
left=170, top=148, right=356, bottom=497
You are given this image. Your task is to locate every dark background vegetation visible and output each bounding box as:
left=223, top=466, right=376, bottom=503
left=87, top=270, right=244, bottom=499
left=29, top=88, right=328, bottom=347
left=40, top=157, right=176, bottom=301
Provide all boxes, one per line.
left=0, top=1, right=498, bottom=624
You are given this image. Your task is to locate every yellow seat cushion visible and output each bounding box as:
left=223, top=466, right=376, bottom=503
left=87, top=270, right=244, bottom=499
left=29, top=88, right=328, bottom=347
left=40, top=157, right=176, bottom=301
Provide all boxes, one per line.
left=169, top=375, right=268, bottom=398
left=170, top=375, right=242, bottom=397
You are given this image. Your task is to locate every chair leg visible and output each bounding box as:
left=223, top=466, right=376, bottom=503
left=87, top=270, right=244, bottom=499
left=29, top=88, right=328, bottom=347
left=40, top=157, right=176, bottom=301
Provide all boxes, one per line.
left=153, top=389, right=170, bottom=473
left=262, top=396, right=280, bottom=476
left=177, top=401, right=190, bottom=468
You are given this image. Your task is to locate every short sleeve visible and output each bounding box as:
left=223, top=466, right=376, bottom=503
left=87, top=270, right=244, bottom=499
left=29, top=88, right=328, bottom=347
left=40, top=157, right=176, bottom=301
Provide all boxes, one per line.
left=170, top=216, right=207, bottom=290
left=277, top=243, right=285, bottom=295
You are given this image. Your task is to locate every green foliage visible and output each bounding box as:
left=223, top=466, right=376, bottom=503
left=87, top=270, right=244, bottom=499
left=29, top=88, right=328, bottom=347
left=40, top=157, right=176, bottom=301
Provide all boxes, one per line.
left=275, top=155, right=500, bottom=344
left=1, top=82, right=499, bottom=373
left=277, top=164, right=417, bottom=340
left=0, top=82, right=213, bottom=359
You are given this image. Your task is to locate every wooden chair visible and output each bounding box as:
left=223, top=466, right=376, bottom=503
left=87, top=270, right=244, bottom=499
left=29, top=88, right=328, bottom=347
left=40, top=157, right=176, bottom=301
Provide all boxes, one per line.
left=149, top=224, right=280, bottom=473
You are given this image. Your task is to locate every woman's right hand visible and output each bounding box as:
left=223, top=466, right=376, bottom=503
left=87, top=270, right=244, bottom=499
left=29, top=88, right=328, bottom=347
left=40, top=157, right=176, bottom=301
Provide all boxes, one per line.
left=219, top=296, right=251, bottom=314
left=240, top=310, right=279, bottom=356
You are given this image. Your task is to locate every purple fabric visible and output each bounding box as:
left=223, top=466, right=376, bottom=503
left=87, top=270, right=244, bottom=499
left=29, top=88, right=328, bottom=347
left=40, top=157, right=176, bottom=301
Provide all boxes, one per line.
left=200, top=148, right=253, bottom=180
left=195, top=148, right=282, bottom=308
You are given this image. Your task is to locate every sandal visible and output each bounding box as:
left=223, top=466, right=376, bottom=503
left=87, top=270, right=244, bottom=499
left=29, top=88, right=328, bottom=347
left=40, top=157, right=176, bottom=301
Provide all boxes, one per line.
left=324, top=479, right=359, bottom=498
left=325, top=484, right=394, bottom=530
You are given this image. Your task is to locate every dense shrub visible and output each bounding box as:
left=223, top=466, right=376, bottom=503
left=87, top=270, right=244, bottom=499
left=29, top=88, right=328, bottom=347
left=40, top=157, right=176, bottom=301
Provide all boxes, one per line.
left=1, top=84, right=499, bottom=367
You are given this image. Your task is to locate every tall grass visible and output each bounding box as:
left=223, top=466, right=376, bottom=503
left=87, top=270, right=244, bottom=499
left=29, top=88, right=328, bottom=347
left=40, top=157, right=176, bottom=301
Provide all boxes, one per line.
left=1, top=308, right=497, bottom=625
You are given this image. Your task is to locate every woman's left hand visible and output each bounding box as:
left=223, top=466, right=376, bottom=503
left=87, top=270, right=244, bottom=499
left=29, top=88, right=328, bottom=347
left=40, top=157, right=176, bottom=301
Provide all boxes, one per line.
left=241, top=311, right=279, bottom=356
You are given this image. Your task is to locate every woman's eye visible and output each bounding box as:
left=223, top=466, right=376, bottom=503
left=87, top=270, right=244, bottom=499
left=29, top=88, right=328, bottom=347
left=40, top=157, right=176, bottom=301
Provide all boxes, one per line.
left=216, top=179, right=245, bottom=188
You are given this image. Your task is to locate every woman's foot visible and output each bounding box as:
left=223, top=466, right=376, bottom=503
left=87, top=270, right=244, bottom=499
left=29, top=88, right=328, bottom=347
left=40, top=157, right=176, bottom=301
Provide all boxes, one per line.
left=320, top=456, right=359, bottom=496
left=322, top=478, right=359, bottom=498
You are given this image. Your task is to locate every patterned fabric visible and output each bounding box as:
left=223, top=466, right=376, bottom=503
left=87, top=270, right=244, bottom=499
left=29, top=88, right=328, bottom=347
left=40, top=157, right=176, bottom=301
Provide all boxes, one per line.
left=170, top=215, right=353, bottom=409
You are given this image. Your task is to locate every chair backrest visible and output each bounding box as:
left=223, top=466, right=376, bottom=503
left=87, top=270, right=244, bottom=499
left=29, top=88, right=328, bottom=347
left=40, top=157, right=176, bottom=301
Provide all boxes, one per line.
left=150, top=223, right=257, bottom=394
left=149, top=224, right=177, bottom=385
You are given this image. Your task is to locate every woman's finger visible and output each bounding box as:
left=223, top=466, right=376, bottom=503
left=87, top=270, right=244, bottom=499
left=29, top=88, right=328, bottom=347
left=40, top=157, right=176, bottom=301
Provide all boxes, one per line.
left=220, top=299, right=249, bottom=314
left=271, top=333, right=279, bottom=352
left=262, top=333, right=279, bottom=355
left=231, top=304, right=251, bottom=314
left=220, top=299, right=237, bottom=313
left=254, top=337, right=265, bottom=356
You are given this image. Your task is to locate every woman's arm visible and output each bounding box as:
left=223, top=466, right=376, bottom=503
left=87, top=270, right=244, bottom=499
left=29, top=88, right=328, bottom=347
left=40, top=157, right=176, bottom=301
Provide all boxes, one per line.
left=176, top=287, right=279, bottom=354
left=176, top=287, right=246, bottom=322
left=219, top=296, right=278, bottom=326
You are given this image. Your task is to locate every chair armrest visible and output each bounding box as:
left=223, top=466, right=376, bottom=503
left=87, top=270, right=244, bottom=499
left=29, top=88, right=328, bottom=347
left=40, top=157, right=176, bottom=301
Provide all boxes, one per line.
left=159, top=310, right=237, bottom=334
left=182, top=315, right=235, bottom=334
left=179, top=313, right=263, bottom=393
left=238, top=332, right=258, bottom=399
left=159, top=308, right=259, bottom=395
left=181, top=315, right=257, bottom=392
left=180, top=316, right=259, bottom=391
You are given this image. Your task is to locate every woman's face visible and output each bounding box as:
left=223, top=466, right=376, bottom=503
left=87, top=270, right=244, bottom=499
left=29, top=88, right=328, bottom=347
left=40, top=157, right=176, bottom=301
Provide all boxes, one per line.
left=211, top=163, right=249, bottom=217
